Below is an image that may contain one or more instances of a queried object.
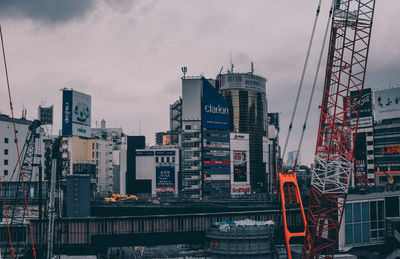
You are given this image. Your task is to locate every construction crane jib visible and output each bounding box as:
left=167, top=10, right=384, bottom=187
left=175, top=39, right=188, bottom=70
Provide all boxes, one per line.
left=302, top=0, right=376, bottom=258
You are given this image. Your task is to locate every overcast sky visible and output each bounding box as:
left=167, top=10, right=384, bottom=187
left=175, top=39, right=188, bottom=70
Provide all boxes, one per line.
left=0, top=0, right=399, bottom=165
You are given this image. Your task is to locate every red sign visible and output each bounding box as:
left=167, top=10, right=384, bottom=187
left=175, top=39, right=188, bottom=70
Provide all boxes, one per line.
left=383, top=145, right=400, bottom=155
left=203, top=160, right=230, bottom=165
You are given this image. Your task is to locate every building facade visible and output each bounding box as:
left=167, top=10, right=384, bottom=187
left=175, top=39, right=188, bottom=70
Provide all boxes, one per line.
left=217, top=72, right=269, bottom=192
left=180, top=77, right=231, bottom=198
left=373, top=87, right=400, bottom=186
left=0, top=114, right=46, bottom=198
left=134, top=146, right=179, bottom=196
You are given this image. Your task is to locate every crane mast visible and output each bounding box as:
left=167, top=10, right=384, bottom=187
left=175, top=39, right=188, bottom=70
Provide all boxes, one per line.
left=302, top=0, right=375, bottom=258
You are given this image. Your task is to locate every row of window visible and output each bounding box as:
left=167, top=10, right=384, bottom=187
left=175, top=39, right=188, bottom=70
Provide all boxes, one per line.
left=155, top=156, right=175, bottom=163
left=2, top=138, right=17, bottom=144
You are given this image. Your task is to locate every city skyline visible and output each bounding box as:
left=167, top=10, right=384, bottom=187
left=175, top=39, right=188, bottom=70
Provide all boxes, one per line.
left=0, top=0, right=400, bottom=165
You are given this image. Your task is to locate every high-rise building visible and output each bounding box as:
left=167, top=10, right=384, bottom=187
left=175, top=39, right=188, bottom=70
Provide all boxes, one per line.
left=373, top=87, right=400, bottom=186
left=181, top=77, right=231, bottom=199
left=350, top=88, right=374, bottom=186
left=217, top=71, right=269, bottom=192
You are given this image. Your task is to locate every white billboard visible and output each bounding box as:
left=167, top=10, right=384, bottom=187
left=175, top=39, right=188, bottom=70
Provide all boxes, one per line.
left=374, top=88, right=400, bottom=121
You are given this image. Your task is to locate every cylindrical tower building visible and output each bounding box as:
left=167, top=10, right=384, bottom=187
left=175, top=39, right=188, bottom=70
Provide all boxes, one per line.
left=217, top=72, right=268, bottom=192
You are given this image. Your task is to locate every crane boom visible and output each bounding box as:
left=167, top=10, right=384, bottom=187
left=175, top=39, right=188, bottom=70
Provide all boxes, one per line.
left=301, top=0, right=376, bottom=258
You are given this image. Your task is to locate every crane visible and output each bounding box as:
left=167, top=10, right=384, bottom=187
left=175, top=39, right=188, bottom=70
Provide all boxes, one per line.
left=302, top=0, right=376, bottom=258
left=279, top=0, right=376, bottom=258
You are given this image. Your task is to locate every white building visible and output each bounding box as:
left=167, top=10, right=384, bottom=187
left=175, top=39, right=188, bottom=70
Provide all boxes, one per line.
left=0, top=114, right=46, bottom=197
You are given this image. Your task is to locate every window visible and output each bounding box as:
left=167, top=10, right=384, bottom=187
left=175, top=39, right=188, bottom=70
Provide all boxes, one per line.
left=4, top=170, right=8, bottom=176
left=161, top=157, right=165, bottom=163
left=4, top=138, right=8, bottom=144
left=156, top=157, right=159, bottom=163
left=92, top=152, right=95, bottom=158
left=96, top=152, right=98, bottom=158
left=4, top=149, right=8, bottom=155
left=96, top=143, right=99, bottom=149
left=172, top=157, right=175, bottom=163
left=4, top=160, right=8, bottom=165
left=185, top=125, right=191, bottom=130
left=167, top=157, right=170, bottom=163
left=92, top=143, right=95, bottom=149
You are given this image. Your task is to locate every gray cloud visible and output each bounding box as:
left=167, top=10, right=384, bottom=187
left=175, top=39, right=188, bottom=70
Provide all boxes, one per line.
left=0, top=0, right=95, bottom=23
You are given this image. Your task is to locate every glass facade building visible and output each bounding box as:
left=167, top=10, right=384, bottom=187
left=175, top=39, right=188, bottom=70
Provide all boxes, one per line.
left=217, top=73, right=268, bottom=192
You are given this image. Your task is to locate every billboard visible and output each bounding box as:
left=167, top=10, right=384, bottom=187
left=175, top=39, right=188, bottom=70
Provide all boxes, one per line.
left=218, top=74, right=266, bottom=93
left=350, top=88, right=372, bottom=118
left=156, top=166, right=175, bottom=192
left=233, top=151, right=248, bottom=182
left=383, top=144, right=400, bottom=155
left=162, top=135, right=171, bottom=145
left=202, top=78, right=230, bottom=130
left=38, top=105, right=54, bottom=125
left=62, top=90, right=91, bottom=137
left=374, top=87, right=400, bottom=121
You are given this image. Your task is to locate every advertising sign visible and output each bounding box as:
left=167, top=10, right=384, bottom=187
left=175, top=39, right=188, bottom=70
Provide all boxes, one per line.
left=350, top=88, right=372, bottom=118
left=233, top=152, right=248, bottom=182
left=162, top=135, right=171, bottom=145
left=374, top=87, right=400, bottom=121
left=62, top=89, right=92, bottom=137
left=349, top=116, right=373, bottom=128
left=202, top=79, right=230, bottom=130
left=383, top=144, right=400, bottom=155
left=156, top=166, right=175, bottom=192
left=218, top=74, right=266, bottom=93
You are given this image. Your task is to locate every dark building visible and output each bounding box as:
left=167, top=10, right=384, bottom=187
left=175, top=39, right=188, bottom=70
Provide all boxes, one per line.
left=373, top=87, right=400, bottom=186
left=217, top=72, right=269, bottom=192
left=126, top=136, right=146, bottom=194
left=65, top=175, right=90, bottom=217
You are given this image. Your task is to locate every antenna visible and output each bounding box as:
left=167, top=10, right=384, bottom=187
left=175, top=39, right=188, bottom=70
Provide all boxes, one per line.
left=181, top=67, right=187, bottom=79
left=250, top=62, right=254, bottom=74
left=230, top=50, right=234, bottom=73
left=219, top=66, right=224, bottom=75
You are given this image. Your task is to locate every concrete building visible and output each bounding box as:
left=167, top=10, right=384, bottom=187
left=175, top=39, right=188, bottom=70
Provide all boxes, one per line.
left=60, top=135, right=114, bottom=195
left=135, top=146, right=179, bottom=196
left=217, top=71, right=269, bottom=193
left=92, top=119, right=125, bottom=193
left=0, top=114, right=46, bottom=198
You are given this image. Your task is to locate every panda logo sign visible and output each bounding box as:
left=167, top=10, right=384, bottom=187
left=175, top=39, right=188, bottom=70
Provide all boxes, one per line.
left=74, top=102, right=90, bottom=123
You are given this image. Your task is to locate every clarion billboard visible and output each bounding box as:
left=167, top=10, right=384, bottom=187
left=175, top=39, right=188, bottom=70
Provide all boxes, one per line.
left=202, top=79, right=230, bottom=130
left=62, top=89, right=91, bottom=137
left=374, top=87, right=400, bottom=121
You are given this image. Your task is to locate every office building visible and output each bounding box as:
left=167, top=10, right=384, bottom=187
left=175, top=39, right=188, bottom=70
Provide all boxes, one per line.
left=350, top=88, right=374, bottom=185
left=217, top=71, right=269, bottom=192
left=181, top=77, right=231, bottom=198
left=374, top=87, right=400, bottom=185
left=134, top=146, right=179, bottom=196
